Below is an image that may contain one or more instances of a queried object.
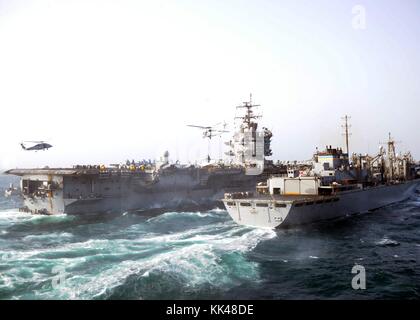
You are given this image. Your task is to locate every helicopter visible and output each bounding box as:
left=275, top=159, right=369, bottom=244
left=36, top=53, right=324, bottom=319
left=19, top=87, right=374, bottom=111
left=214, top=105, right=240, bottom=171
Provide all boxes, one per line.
left=187, top=122, right=229, bottom=163
left=20, top=141, right=53, bottom=151
left=187, top=122, right=229, bottom=139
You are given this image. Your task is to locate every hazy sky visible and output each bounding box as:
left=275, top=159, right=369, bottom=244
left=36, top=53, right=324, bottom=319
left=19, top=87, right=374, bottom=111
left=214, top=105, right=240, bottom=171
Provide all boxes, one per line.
left=1, top=0, right=419, bottom=169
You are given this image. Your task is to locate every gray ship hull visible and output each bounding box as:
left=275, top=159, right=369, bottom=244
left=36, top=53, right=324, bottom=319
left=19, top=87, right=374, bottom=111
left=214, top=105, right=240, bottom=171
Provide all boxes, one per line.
left=63, top=186, right=251, bottom=214
left=223, top=180, right=420, bottom=228
left=7, top=167, right=266, bottom=215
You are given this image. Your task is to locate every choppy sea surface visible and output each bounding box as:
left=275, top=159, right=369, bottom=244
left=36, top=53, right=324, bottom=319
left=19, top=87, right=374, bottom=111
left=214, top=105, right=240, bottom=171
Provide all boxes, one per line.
left=0, top=175, right=419, bottom=300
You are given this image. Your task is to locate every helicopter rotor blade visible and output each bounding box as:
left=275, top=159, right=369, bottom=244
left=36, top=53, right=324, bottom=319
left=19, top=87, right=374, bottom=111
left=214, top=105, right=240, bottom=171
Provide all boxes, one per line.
left=187, top=125, right=212, bottom=129
left=214, top=130, right=230, bottom=133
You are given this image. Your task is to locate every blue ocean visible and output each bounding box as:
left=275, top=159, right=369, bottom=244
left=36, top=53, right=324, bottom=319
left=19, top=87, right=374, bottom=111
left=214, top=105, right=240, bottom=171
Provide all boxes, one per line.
left=0, top=174, right=419, bottom=299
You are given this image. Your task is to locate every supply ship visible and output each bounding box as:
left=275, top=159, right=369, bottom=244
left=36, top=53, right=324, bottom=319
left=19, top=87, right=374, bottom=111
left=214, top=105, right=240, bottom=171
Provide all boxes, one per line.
left=5, top=97, right=285, bottom=215
left=223, top=131, right=420, bottom=228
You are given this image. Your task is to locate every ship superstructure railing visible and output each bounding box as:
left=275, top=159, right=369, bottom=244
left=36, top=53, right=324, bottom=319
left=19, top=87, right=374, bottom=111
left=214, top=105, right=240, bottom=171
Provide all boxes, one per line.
left=224, top=191, right=254, bottom=200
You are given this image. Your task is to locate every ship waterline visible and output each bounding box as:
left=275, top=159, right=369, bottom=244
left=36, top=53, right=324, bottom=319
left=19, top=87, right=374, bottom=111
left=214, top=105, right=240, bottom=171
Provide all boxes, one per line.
left=222, top=132, right=420, bottom=229
left=223, top=180, right=420, bottom=228
left=6, top=167, right=263, bottom=215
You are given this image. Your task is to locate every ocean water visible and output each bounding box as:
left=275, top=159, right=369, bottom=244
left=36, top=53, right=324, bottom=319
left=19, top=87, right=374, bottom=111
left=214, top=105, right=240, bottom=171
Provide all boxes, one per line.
left=0, top=175, right=419, bottom=300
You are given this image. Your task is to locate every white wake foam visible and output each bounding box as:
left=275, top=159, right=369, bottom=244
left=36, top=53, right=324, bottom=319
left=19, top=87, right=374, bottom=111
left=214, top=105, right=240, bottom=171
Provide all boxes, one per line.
left=40, top=225, right=275, bottom=299
left=0, top=208, right=277, bottom=299
left=0, top=210, right=72, bottom=225
left=375, top=237, right=400, bottom=247
left=146, top=209, right=226, bottom=222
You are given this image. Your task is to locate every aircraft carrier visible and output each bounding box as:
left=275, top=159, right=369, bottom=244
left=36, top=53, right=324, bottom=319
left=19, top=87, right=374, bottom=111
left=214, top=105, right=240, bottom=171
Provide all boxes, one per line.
left=5, top=97, right=286, bottom=215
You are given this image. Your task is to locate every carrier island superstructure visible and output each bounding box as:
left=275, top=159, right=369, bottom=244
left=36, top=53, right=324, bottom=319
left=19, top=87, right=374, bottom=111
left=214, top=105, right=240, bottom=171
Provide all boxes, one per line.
left=6, top=97, right=283, bottom=215
left=223, top=132, right=420, bottom=228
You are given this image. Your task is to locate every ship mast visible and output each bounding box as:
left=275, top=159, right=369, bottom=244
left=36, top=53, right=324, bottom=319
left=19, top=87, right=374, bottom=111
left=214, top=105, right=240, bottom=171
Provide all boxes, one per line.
left=341, top=115, right=351, bottom=155
left=235, top=93, right=261, bottom=130
left=380, top=132, right=401, bottom=182
left=228, top=94, right=266, bottom=175
left=386, top=132, right=397, bottom=181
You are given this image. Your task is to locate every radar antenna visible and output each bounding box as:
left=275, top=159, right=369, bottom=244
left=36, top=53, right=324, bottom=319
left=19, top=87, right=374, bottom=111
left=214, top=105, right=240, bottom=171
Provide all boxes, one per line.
left=235, top=93, right=262, bottom=129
